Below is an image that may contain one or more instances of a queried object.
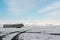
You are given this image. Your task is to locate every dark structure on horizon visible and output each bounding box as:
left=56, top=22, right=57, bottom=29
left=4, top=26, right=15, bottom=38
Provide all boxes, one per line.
left=3, top=23, right=24, bottom=28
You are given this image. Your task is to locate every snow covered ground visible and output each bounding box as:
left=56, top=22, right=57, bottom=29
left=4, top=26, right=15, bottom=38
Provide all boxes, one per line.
left=0, top=26, right=60, bottom=40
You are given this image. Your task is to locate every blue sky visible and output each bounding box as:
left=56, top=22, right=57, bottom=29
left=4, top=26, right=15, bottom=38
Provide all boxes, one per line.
left=0, top=0, right=60, bottom=25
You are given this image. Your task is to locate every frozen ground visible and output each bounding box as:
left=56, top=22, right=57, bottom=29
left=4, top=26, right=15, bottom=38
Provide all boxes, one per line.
left=0, top=26, right=60, bottom=40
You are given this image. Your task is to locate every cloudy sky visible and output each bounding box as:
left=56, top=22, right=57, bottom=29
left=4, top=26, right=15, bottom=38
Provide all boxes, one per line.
left=0, top=0, right=60, bottom=25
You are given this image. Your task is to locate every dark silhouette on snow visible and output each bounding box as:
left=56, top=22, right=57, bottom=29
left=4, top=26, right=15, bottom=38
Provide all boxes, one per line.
left=3, top=23, right=24, bottom=28
left=0, top=36, right=2, bottom=40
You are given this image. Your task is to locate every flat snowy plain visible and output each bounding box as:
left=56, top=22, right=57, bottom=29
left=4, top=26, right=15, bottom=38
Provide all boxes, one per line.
left=0, top=25, right=60, bottom=40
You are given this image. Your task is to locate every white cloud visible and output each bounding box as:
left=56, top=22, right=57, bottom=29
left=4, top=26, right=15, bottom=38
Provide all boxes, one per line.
left=37, top=1, right=60, bottom=20
left=7, top=0, right=35, bottom=16
left=7, top=0, right=49, bottom=16
left=47, top=10, right=60, bottom=17
left=37, top=1, right=60, bottom=14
